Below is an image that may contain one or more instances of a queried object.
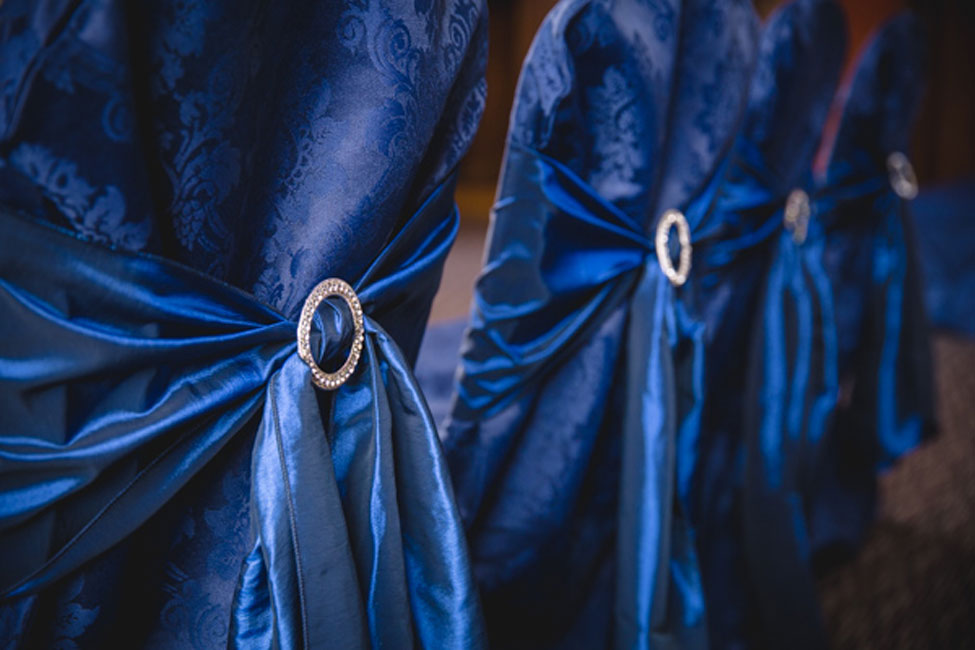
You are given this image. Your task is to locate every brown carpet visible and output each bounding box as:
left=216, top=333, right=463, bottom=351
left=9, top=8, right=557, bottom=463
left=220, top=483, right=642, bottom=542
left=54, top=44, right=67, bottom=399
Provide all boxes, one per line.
left=819, top=335, right=975, bottom=649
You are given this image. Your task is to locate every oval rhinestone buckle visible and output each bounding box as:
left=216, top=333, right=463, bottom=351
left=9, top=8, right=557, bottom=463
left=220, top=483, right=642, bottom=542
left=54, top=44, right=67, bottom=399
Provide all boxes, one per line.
left=655, top=208, right=692, bottom=287
left=784, top=188, right=811, bottom=244
left=297, top=278, right=365, bottom=390
left=887, top=151, right=918, bottom=200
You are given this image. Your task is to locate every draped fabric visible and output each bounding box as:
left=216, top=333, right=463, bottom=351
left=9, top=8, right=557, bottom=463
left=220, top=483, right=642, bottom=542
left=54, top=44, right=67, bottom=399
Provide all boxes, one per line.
left=809, top=11, right=935, bottom=561
left=0, top=0, right=488, bottom=647
left=696, top=6, right=934, bottom=646
left=910, top=179, right=975, bottom=337
left=440, top=0, right=933, bottom=648
left=443, top=0, right=758, bottom=646
left=687, top=2, right=847, bottom=646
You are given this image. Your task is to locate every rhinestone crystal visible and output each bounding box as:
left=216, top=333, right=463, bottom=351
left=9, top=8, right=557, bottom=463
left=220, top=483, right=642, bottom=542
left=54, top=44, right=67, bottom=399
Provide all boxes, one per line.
left=784, top=188, right=811, bottom=244
left=296, top=278, right=366, bottom=391
left=887, top=151, right=918, bottom=200
left=655, top=208, right=692, bottom=287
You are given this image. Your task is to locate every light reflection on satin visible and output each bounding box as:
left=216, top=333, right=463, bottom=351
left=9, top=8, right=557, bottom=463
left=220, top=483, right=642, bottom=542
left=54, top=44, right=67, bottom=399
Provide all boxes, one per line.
left=0, top=176, right=486, bottom=649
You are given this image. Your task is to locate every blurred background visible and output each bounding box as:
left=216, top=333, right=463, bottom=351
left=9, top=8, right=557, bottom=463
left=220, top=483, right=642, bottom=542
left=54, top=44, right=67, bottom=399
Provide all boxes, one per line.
left=432, top=0, right=975, bottom=321
left=431, top=0, right=975, bottom=647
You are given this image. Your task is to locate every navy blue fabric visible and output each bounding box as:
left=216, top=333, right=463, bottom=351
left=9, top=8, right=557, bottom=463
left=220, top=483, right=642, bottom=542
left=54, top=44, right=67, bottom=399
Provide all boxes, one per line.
left=910, top=178, right=975, bottom=337
left=0, top=0, right=488, bottom=647
left=443, top=0, right=759, bottom=647
left=687, top=2, right=846, bottom=647
left=436, top=1, right=933, bottom=649
left=809, top=12, right=935, bottom=562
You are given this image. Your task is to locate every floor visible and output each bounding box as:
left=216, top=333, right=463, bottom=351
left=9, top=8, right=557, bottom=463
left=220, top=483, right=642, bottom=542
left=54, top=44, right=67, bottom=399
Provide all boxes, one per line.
left=819, top=334, right=975, bottom=648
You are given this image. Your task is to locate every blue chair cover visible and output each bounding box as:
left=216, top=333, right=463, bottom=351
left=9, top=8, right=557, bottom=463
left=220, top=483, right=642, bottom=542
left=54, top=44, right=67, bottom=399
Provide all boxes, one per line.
left=910, top=178, right=975, bottom=337
left=0, top=0, right=488, bottom=647
left=443, top=0, right=758, bottom=646
left=809, top=11, right=935, bottom=561
left=687, top=2, right=845, bottom=646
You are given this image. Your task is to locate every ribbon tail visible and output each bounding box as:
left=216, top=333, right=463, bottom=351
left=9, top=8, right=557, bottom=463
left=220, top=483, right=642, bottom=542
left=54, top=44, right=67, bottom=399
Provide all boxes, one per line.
left=366, top=322, right=487, bottom=650
left=233, top=354, right=368, bottom=650
left=233, top=324, right=485, bottom=649
left=616, top=266, right=707, bottom=650
left=742, top=235, right=827, bottom=650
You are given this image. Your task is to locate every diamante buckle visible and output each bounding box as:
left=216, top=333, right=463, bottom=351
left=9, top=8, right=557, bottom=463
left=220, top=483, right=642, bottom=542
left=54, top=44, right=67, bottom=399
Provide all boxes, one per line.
left=784, top=188, right=811, bottom=244
left=655, top=208, right=692, bottom=287
left=297, top=278, right=365, bottom=390
left=887, top=151, right=918, bottom=200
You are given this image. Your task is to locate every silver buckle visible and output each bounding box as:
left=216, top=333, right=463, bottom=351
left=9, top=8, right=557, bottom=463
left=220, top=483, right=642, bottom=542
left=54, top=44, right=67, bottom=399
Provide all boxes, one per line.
left=887, top=151, right=918, bottom=200
left=654, top=209, right=692, bottom=287
left=784, top=188, right=811, bottom=244
left=297, top=278, right=365, bottom=390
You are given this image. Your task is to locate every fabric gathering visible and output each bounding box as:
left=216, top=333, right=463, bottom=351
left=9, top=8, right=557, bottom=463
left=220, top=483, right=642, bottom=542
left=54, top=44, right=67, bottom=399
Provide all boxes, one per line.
left=0, top=0, right=972, bottom=648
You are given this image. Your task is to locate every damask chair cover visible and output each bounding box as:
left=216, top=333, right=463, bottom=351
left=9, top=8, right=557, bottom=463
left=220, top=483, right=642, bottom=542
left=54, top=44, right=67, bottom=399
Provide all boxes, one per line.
left=439, top=0, right=933, bottom=647
left=686, top=1, right=846, bottom=646
left=0, top=0, right=489, bottom=647
left=724, top=6, right=935, bottom=647
left=442, top=0, right=758, bottom=646
left=809, top=10, right=935, bottom=563
left=910, top=178, right=975, bottom=337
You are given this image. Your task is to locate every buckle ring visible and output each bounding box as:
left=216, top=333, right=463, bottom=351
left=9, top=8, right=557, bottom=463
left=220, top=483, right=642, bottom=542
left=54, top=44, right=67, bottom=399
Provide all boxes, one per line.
left=297, top=278, right=365, bottom=390
left=655, top=208, right=692, bottom=287
left=887, top=151, right=918, bottom=200
left=784, top=188, right=811, bottom=244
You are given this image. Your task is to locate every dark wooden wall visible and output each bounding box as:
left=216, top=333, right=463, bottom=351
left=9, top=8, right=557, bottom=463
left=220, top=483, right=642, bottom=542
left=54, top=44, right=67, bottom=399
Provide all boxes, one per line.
left=910, top=0, right=975, bottom=184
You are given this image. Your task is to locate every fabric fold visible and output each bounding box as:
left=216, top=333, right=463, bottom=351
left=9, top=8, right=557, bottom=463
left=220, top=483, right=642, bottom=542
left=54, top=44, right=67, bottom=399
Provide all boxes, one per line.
left=0, top=176, right=485, bottom=648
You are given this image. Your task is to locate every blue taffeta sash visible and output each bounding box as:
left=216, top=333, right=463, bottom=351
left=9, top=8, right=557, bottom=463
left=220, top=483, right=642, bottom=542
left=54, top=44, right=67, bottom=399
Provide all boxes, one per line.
left=447, top=142, right=708, bottom=648
left=0, top=177, right=485, bottom=649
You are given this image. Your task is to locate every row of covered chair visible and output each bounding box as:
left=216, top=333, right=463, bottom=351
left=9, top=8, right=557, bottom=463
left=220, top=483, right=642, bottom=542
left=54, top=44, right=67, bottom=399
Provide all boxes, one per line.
left=0, top=0, right=945, bottom=647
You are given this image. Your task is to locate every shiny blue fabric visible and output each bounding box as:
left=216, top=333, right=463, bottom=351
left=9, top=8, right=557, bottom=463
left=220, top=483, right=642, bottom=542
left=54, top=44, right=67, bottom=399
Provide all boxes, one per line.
left=441, top=1, right=932, bottom=648
left=0, top=181, right=485, bottom=649
left=443, top=0, right=758, bottom=647
left=0, top=0, right=488, bottom=646
left=713, top=7, right=934, bottom=647
left=809, top=12, right=935, bottom=561
left=686, top=2, right=846, bottom=646
left=910, top=178, right=975, bottom=337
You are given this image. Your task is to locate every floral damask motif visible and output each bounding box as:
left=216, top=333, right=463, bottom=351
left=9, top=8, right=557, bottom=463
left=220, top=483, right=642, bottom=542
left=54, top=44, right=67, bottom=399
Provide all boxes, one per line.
left=371, top=17, right=423, bottom=165
left=152, top=0, right=208, bottom=92
left=7, top=143, right=149, bottom=249
left=2, top=0, right=489, bottom=646
left=151, top=451, right=250, bottom=649
left=250, top=0, right=487, bottom=316
left=510, top=16, right=573, bottom=149
left=442, top=0, right=478, bottom=73
left=51, top=577, right=100, bottom=650
left=150, top=2, right=247, bottom=266
left=589, top=66, right=645, bottom=200
left=638, top=0, right=678, bottom=41
left=0, top=1, right=41, bottom=134
left=156, top=566, right=229, bottom=650
left=202, top=472, right=250, bottom=581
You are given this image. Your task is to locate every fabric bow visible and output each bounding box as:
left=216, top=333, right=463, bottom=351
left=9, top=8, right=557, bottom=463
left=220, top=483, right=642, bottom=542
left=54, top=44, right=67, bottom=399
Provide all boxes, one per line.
left=0, top=177, right=485, bottom=649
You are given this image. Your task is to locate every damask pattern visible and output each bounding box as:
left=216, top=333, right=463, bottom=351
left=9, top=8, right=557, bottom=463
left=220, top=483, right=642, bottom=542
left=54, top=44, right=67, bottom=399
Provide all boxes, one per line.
left=7, top=143, right=146, bottom=248
left=50, top=578, right=101, bottom=650
left=508, top=0, right=755, bottom=227
left=1, top=0, right=487, bottom=318
left=0, top=0, right=487, bottom=646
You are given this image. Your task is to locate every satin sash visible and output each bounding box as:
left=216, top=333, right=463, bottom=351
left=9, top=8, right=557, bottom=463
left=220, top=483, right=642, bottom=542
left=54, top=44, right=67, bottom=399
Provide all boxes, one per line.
left=677, top=3, right=845, bottom=645
left=0, top=176, right=485, bottom=649
left=448, top=142, right=707, bottom=648
left=808, top=11, right=934, bottom=559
